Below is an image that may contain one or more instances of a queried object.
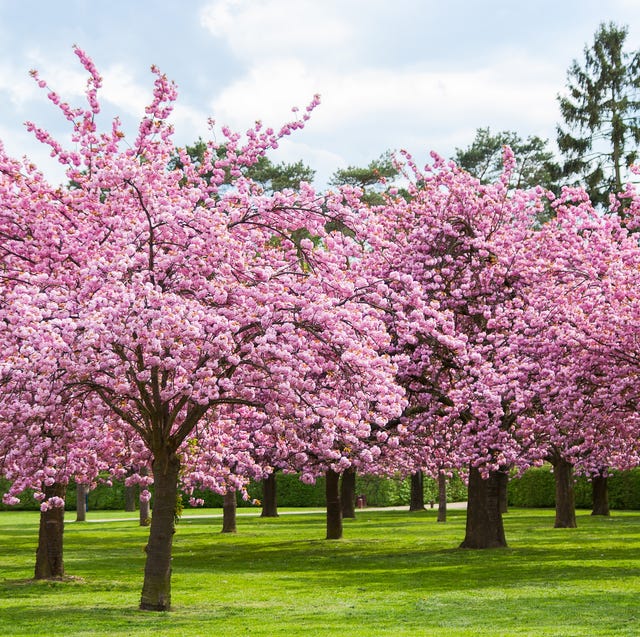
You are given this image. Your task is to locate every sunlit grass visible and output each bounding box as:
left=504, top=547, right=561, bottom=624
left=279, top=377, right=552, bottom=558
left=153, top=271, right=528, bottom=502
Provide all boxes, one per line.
left=1, top=507, right=638, bottom=636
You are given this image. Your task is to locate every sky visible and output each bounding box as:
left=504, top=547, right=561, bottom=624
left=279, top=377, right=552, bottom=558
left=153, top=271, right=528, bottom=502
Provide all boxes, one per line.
left=1, top=0, right=640, bottom=188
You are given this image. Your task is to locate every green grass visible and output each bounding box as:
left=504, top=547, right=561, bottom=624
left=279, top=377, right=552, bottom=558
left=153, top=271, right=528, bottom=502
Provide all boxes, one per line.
left=1, top=507, right=638, bottom=636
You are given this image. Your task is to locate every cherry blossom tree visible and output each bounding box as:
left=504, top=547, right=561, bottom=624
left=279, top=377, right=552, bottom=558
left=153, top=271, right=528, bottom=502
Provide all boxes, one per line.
left=513, top=186, right=640, bottom=526
left=0, top=48, right=404, bottom=610
left=358, top=148, right=562, bottom=548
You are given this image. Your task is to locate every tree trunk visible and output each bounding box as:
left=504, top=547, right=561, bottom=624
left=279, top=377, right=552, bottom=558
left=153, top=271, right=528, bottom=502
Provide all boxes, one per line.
left=409, top=471, right=426, bottom=511
left=125, top=483, right=137, bottom=512
left=139, top=466, right=151, bottom=526
left=34, top=483, right=66, bottom=580
left=553, top=457, right=577, bottom=528
left=459, top=466, right=507, bottom=549
left=139, top=495, right=151, bottom=527
left=340, top=468, right=356, bottom=519
left=75, top=483, right=87, bottom=522
left=139, top=450, right=180, bottom=611
left=325, top=469, right=342, bottom=540
left=437, top=471, right=447, bottom=523
left=591, top=473, right=610, bottom=517
left=497, top=469, right=509, bottom=514
left=261, top=472, right=279, bottom=518
left=222, top=490, right=237, bottom=533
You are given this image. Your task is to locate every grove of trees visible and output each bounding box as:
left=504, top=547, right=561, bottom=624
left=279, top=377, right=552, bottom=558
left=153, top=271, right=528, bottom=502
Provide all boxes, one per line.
left=2, top=22, right=640, bottom=611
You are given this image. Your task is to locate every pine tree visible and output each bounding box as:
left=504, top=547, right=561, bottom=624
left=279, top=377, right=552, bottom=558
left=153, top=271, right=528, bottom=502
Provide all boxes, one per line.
left=557, top=22, right=640, bottom=207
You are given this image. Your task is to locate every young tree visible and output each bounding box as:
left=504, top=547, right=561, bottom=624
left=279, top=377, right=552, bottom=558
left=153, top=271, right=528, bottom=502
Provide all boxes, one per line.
left=557, top=22, right=640, bottom=207
left=1, top=48, right=405, bottom=610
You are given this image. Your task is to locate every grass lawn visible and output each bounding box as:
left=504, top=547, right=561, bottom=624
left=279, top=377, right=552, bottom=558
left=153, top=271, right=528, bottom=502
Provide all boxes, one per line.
left=0, top=506, right=638, bottom=636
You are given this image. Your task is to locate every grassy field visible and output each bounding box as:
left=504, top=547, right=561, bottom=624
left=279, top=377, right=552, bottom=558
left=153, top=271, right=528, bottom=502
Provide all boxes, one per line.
left=0, top=506, right=638, bottom=636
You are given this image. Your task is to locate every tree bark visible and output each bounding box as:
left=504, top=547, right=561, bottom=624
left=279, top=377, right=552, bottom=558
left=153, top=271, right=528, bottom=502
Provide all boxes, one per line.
left=591, top=473, right=610, bottom=517
left=340, top=467, right=356, bottom=519
left=437, top=471, right=447, bottom=523
left=222, top=489, right=237, bottom=533
left=139, top=495, right=151, bottom=527
left=260, top=472, right=279, bottom=518
left=139, top=449, right=180, bottom=611
left=553, top=457, right=577, bottom=528
left=409, top=471, right=426, bottom=511
left=34, top=483, right=66, bottom=580
left=139, top=466, right=151, bottom=526
left=75, top=483, right=87, bottom=522
left=125, top=483, right=137, bottom=512
left=497, top=469, right=509, bottom=514
left=325, top=469, right=342, bottom=540
left=459, top=466, right=507, bottom=549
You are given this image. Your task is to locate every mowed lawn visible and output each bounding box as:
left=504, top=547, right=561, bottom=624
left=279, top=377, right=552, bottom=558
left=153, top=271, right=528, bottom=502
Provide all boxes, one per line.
left=0, top=507, right=638, bottom=636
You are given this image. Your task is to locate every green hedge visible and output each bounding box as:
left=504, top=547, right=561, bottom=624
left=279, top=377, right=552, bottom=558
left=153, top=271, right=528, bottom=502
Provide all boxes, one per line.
left=507, top=466, right=640, bottom=510
left=1, top=471, right=468, bottom=511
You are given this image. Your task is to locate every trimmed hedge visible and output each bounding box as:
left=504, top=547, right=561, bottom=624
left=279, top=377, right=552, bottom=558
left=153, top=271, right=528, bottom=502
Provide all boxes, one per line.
left=1, top=471, right=468, bottom=511
left=507, top=466, right=640, bottom=510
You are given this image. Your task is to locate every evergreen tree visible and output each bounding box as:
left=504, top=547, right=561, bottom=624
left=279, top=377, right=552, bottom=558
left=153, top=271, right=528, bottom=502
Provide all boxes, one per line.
left=454, top=127, right=561, bottom=192
left=556, top=22, right=640, bottom=207
left=329, top=150, right=400, bottom=205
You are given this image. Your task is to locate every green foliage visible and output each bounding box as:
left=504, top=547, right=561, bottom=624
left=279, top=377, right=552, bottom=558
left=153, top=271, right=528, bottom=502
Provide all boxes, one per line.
left=507, top=466, right=556, bottom=508
left=508, top=466, right=640, bottom=509
left=355, top=474, right=410, bottom=506
left=453, top=127, right=561, bottom=194
left=245, top=156, right=315, bottom=192
left=1, top=509, right=640, bottom=635
left=329, top=150, right=399, bottom=205
left=169, top=139, right=315, bottom=193
left=556, top=22, right=640, bottom=207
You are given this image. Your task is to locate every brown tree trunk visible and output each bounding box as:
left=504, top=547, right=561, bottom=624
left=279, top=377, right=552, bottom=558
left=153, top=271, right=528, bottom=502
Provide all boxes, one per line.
left=437, top=471, right=447, bottom=523
left=222, top=490, right=237, bottom=533
left=139, top=466, right=151, bottom=526
left=591, top=473, right=610, bottom=517
left=34, top=483, right=66, bottom=580
left=125, top=483, right=137, bottom=512
left=325, top=469, right=342, bottom=540
left=139, top=449, right=180, bottom=611
left=460, top=466, right=507, bottom=549
left=553, top=457, right=577, bottom=528
left=75, top=483, right=87, bottom=522
left=497, top=469, right=509, bottom=514
left=139, top=495, right=151, bottom=527
left=340, top=468, right=356, bottom=519
left=409, top=471, right=426, bottom=512
left=261, top=472, right=279, bottom=518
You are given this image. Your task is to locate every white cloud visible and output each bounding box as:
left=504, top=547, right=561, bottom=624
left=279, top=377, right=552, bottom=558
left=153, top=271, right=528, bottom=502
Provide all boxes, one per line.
left=100, top=64, right=150, bottom=118
left=199, top=0, right=354, bottom=65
